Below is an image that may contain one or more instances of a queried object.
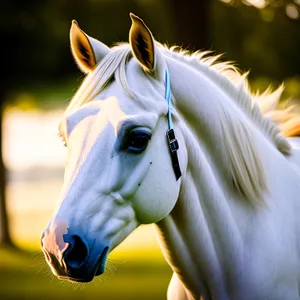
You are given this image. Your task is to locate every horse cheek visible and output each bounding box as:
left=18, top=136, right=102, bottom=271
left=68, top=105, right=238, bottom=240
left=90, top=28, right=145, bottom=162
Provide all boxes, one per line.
left=132, top=161, right=180, bottom=224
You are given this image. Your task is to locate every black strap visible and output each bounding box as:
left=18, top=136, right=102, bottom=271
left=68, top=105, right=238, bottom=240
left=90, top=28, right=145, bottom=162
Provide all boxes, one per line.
left=166, top=129, right=182, bottom=180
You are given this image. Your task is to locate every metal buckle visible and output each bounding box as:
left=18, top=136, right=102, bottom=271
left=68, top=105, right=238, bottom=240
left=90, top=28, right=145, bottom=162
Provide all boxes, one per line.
left=166, top=129, right=181, bottom=180
left=167, top=129, right=179, bottom=153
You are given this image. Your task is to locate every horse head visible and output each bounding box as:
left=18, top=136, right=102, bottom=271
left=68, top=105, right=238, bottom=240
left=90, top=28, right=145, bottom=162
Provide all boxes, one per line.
left=41, top=14, right=185, bottom=282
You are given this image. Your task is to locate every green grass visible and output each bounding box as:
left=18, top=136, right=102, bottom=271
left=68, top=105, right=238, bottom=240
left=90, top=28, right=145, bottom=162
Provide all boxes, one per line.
left=0, top=246, right=172, bottom=300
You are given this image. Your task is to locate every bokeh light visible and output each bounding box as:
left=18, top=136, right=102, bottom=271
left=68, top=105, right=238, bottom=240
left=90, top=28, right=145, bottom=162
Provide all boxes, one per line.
left=286, top=3, right=300, bottom=19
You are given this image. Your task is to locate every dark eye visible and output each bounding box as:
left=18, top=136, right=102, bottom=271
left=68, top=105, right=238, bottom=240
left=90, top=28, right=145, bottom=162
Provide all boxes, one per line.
left=125, top=129, right=151, bottom=153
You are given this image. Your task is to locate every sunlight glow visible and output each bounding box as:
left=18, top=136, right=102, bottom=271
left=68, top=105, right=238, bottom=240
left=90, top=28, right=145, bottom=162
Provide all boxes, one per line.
left=220, top=0, right=233, bottom=4
left=4, top=109, right=66, bottom=171
left=243, top=0, right=267, bottom=9
left=286, top=4, right=300, bottom=19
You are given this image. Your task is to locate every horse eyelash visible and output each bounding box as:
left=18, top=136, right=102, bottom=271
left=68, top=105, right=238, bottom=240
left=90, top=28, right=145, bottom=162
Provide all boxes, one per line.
left=58, top=133, right=67, bottom=147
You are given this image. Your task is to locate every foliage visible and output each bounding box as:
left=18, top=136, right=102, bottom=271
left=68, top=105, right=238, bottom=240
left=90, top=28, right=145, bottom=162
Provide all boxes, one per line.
left=213, top=0, right=300, bottom=83
left=1, top=0, right=299, bottom=93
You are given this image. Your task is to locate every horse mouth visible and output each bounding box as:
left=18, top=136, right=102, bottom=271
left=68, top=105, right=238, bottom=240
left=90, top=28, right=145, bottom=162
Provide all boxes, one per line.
left=58, top=275, right=94, bottom=283
left=94, top=246, right=109, bottom=275
left=59, top=246, right=110, bottom=283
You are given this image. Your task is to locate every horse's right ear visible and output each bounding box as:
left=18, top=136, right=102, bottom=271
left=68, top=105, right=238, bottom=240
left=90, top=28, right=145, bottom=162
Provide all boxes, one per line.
left=70, top=20, right=110, bottom=73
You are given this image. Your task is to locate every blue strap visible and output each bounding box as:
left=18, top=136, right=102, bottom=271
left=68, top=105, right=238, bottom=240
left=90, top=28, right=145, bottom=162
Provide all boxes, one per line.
left=165, top=68, right=173, bottom=130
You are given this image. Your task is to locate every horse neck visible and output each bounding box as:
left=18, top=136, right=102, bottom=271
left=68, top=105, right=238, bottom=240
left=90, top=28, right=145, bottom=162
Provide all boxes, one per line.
left=154, top=58, right=265, bottom=298
left=155, top=139, right=248, bottom=298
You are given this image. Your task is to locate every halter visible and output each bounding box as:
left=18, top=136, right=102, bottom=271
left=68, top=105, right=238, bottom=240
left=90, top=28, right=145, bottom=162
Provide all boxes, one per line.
left=165, top=68, right=182, bottom=180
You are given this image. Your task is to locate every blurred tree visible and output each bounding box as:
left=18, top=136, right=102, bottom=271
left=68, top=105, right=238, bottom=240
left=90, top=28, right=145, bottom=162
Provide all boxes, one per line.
left=0, top=2, right=18, bottom=247
left=0, top=103, right=13, bottom=247
left=168, top=0, right=211, bottom=50
left=213, top=0, right=300, bottom=82
left=0, top=0, right=46, bottom=247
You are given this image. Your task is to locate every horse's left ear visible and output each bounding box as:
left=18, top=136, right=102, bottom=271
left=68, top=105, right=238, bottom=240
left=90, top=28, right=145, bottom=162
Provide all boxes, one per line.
left=129, top=13, right=162, bottom=73
left=70, top=20, right=110, bottom=73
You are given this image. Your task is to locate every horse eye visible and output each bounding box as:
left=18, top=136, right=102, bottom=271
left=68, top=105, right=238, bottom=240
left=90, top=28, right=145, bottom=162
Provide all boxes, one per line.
left=125, top=129, right=151, bottom=153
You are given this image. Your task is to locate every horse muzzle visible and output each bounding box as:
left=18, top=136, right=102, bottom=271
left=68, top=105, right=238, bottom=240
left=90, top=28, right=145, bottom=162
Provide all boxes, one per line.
left=41, top=224, right=110, bottom=282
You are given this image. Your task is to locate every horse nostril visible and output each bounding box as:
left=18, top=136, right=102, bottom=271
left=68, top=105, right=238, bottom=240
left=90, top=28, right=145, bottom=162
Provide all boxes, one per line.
left=63, top=235, right=89, bottom=269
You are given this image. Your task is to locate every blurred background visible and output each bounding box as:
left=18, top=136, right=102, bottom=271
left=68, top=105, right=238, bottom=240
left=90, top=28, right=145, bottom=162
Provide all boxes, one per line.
left=0, top=0, right=299, bottom=299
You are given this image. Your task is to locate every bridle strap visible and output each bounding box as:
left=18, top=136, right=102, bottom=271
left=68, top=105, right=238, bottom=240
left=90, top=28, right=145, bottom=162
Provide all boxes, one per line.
left=165, top=68, right=182, bottom=180
left=165, top=66, right=173, bottom=129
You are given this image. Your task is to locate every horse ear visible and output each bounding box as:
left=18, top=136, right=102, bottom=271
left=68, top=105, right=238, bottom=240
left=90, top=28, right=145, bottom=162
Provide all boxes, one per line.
left=70, top=20, right=110, bottom=73
left=129, top=13, right=156, bottom=71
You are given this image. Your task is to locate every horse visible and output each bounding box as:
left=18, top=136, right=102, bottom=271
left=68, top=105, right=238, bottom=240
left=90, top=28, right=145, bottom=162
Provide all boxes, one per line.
left=41, top=13, right=300, bottom=299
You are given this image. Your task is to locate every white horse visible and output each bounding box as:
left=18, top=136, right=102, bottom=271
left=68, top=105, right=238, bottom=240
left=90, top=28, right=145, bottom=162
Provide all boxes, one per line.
left=41, top=13, right=300, bottom=300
